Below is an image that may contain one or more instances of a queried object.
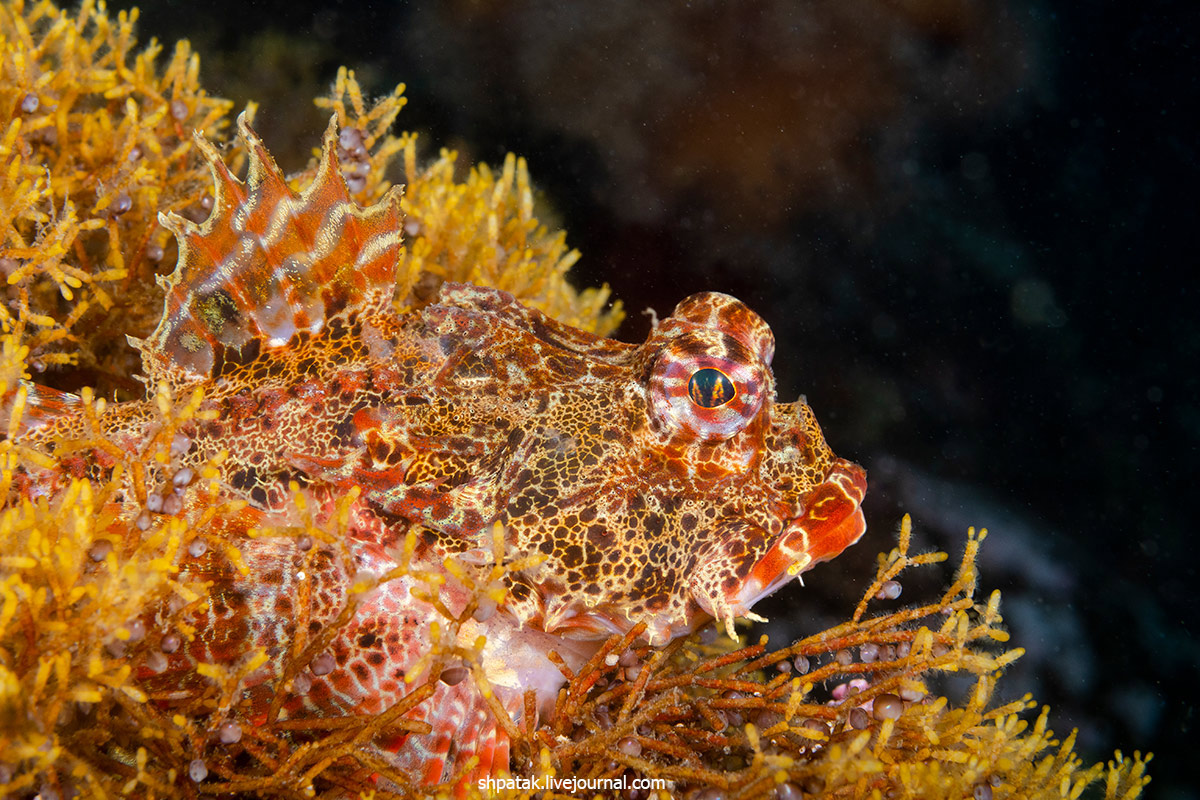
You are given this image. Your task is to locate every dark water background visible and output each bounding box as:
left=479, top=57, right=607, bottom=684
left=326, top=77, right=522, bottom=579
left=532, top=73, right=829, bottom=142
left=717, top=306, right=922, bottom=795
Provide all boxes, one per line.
left=106, top=1, right=1199, bottom=796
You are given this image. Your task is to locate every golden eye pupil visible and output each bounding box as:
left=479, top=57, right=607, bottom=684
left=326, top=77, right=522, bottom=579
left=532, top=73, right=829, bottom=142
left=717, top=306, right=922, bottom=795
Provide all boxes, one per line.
left=688, top=368, right=735, bottom=408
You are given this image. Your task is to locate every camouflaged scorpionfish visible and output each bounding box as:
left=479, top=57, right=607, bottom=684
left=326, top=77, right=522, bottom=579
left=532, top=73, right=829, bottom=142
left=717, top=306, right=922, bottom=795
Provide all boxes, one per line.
left=10, top=116, right=866, bottom=788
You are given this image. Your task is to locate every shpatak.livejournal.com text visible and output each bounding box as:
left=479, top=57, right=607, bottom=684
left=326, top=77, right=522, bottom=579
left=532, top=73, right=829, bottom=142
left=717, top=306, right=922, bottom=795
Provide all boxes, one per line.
left=478, top=774, right=668, bottom=794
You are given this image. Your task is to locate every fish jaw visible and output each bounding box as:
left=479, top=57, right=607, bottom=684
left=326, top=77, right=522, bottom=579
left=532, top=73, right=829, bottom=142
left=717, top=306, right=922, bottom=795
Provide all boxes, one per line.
left=750, top=459, right=868, bottom=596
left=689, top=459, right=867, bottom=639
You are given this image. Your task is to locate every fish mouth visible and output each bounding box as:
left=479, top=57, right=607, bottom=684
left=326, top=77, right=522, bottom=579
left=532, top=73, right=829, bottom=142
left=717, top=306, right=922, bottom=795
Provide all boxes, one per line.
left=735, top=459, right=868, bottom=613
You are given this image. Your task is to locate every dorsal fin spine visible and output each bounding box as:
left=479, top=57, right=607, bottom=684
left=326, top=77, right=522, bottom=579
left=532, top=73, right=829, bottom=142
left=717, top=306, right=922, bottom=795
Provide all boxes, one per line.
left=140, top=112, right=405, bottom=388
left=194, top=133, right=247, bottom=211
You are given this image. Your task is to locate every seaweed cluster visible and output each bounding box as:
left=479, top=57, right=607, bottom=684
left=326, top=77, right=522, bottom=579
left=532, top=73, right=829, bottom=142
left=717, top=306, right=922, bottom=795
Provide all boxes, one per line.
left=0, top=0, right=233, bottom=390
left=0, top=1, right=1150, bottom=798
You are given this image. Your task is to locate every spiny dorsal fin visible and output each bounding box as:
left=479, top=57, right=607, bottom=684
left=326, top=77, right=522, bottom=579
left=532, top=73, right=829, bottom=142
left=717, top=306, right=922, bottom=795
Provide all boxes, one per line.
left=138, top=113, right=405, bottom=386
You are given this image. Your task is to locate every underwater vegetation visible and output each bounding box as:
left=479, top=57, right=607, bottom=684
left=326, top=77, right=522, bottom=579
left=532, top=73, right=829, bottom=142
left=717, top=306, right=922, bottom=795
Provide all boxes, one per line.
left=0, top=1, right=1151, bottom=798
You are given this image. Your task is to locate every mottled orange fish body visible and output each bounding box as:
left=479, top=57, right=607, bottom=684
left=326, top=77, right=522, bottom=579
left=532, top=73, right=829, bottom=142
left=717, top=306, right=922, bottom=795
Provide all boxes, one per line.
left=10, top=115, right=867, bottom=788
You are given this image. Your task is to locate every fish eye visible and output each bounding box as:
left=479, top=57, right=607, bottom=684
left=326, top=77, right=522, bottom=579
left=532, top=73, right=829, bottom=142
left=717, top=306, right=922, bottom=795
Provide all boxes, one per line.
left=648, top=330, right=768, bottom=444
left=688, top=367, right=735, bottom=408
